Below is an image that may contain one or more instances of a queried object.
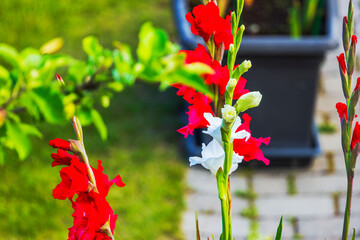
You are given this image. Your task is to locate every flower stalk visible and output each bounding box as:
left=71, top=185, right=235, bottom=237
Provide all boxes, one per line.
left=336, top=1, right=359, bottom=239
left=179, top=0, right=270, bottom=238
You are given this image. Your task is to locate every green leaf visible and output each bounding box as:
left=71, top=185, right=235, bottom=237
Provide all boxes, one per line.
left=0, top=65, right=10, bottom=81
left=30, top=87, right=66, bottom=124
left=137, top=22, right=168, bottom=63
left=0, top=43, right=20, bottom=68
left=83, top=36, right=103, bottom=57
left=68, top=61, right=87, bottom=84
left=112, top=48, right=135, bottom=85
left=19, top=123, right=42, bottom=138
left=184, top=62, right=215, bottom=75
left=77, top=107, right=93, bottom=126
left=5, top=121, right=31, bottom=160
left=20, top=48, right=42, bottom=71
left=351, top=228, right=356, bottom=240
left=0, top=145, right=4, bottom=165
left=275, top=216, right=283, bottom=240
left=164, top=69, right=213, bottom=98
left=91, top=109, right=107, bottom=140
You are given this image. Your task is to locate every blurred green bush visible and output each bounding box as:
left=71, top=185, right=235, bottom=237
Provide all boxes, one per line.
left=0, top=0, right=188, bottom=239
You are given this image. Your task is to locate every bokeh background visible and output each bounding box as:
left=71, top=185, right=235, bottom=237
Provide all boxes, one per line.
left=0, top=0, right=188, bottom=239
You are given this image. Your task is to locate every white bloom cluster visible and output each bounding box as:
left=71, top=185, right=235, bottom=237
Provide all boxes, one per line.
left=189, top=112, right=250, bottom=175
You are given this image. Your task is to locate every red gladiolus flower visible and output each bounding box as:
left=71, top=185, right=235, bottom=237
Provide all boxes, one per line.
left=233, top=114, right=271, bottom=165
left=68, top=192, right=116, bottom=240
left=176, top=90, right=214, bottom=137
left=351, top=122, right=360, bottom=150
left=213, top=15, right=233, bottom=50
left=175, top=44, right=251, bottom=137
left=181, top=44, right=212, bottom=66
left=336, top=102, right=348, bottom=121
left=51, top=149, right=73, bottom=167
left=49, top=138, right=71, bottom=151
left=337, top=53, right=347, bottom=75
left=186, top=2, right=219, bottom=42
left=52, top=157, right=89, bottom=200
left=186, top=2, right=233, bottom=49
left=50, top=138, right=125, bottom=239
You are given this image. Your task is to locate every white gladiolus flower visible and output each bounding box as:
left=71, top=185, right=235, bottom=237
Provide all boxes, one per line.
left=203, top=113, right=250, bottom=144
left=189, top=139, right=243, bottom=175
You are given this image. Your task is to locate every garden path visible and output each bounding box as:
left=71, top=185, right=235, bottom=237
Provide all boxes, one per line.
left=181, top=1, right=360, bottom=239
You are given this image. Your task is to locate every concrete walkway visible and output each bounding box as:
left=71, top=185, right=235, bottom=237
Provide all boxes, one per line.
left=181, top=2, right=360, bottom=239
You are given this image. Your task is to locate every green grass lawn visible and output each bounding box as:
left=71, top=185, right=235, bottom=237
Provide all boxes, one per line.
left=0, top=0, right=188, bottom=239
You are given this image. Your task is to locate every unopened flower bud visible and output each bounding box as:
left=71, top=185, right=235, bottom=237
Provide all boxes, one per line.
left=347, top=35, right=357, bottom=76
left=228, top=78, right=237, bottom=88
left=234, top=91, right=262, bottom=113
left=337, top=53, right=349, bottom=98
left=221, top=104, right=237, bottom=123
left=56, top=73, right=65, bottom=86
left=72, top=116, right=83, bottom=144
left=233, top=60, right=252, bottom=80
left=343, top=17, right=350, bottom=52
left=224, top=78, right=238, bottom=105
left=229, top=44, right=234, bottom=53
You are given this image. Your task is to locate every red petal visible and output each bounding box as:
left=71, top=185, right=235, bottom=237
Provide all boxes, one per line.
left=51, top=149, right=73, bottom=167
left=351, top=122, right=360, bottom=150
left=336, top=102, right=348, bottom=121
left=337, top=53, right=347, bottom=74
left=111, top=175, right=126, bottom=187
left=49, top=138, right=71, bottom=151
left=352, top=35, right=358, bottom=44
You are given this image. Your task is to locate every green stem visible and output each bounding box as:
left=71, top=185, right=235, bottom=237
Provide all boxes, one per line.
left=219, top=128, right=233, bottom=240
left=342, top=173, right=354, bottom=240
left=217, top=173, right=229, bottom=240
left=227, top=177, right=233, bottom=240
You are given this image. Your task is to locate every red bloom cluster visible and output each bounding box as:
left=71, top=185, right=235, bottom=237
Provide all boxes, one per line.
left=175, top=44, right=249, bottom=137
left=175, top=2, right=271, bottom=165
left=49, top=138, right=125, bottom=240
left=186, top=1, right=233, bottom=49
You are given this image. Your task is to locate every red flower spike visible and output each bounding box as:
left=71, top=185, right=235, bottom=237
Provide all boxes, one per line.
left=351, top=122, right=360, bottom=150
left=337, top=53, right=347, bottom=75
left=344, top=16, right=348, bottom=25
left=336, top=102, right=348, bottom=121
left=49, top=138, right=71, bottom=151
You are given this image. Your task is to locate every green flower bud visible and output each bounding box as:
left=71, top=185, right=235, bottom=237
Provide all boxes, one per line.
left=233, top=60, right=251, bottom=80
left=347, top=35, right=357, bottom=76
left=221, top=104, right=237, bottom=123
left=343, top=17, right=350, bottom=52
left=234, top=91, right=262, bottom=113
left=224, top=78, right=238, bottom=105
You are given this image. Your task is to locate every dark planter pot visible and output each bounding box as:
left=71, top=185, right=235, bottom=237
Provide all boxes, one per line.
left=173, top=0, right=339, bottom=166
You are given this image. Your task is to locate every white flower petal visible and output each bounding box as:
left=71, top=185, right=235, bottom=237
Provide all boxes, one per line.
left=229, top=152, right=243, bottom=175
left=232, top=130, right=251, bottom=141
left=203, top=113, right=222, bottom=144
